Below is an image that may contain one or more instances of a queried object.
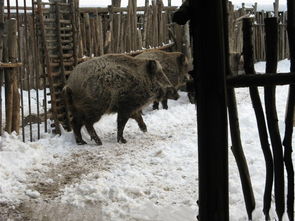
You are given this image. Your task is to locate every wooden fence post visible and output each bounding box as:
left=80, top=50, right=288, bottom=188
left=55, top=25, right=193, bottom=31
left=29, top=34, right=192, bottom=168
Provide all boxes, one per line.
left=191, top=0, right=229, bottom=219
left=243, top=18, right=273, bottom=220
left=4, top=19, right=20, bottom=134
left=0, top=0, right=4, bottom=136
left=283, top=0, right=295, bottom=220
left=264, top=17, right=285, bottom=220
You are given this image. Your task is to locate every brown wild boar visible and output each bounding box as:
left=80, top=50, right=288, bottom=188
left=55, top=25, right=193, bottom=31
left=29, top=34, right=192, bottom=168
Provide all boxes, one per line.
left=135, top=50, right=189, bottom=109
left=63, top=54, right=179, bottom=145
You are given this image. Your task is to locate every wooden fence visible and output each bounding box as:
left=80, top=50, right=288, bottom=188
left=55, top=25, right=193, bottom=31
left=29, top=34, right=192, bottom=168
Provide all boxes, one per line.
left=0, top=0, right=292, bottom=141
left=0, top=0, right=185, bottom=141
left=228, top=1, right=289, bottom=61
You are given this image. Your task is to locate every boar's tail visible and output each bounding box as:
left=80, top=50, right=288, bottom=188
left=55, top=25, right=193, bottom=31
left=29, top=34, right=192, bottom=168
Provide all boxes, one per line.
left=62, top=85, right=74, bottom=113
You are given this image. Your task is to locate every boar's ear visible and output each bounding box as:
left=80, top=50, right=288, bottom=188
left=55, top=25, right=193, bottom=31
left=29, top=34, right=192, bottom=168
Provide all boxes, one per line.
left=147, top=60, right=160, bottom=76
left=177, top=53, right=186, bottom=65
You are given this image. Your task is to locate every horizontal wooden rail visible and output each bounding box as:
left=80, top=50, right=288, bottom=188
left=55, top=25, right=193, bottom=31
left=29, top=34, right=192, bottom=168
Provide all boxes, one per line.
left=0, top=62, right=22, bottom=68
left=78, top=42, right=175, bottom=63
left=5, top=6, right=178, bottom=14
left=227, top=72, right=295, bottom=87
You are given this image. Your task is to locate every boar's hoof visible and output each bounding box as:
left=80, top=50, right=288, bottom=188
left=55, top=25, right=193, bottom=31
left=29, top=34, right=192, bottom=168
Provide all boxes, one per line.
left=91, top=137, right=102, bottom=145
left=94, top=139, right=102, bottom=146
left=76, top=139, right=87, bottom=145
left=152, top=102, right=159, bottom=110
left=140, top=125, right=147, bottom=133
left=163, top=104, right=168, bottom=110
left=118, top=137, right=127, bottom=144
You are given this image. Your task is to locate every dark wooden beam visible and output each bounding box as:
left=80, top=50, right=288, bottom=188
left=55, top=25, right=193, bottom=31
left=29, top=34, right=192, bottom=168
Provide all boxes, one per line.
left=283, top=0, right=295, bottom=220
left=227, top=72, right=295, bottom=88
left=192, top=0, right=229, bottom=220
left=264, top=17, right=285, bottom=221
left=242, top=17, right=273, bottom=220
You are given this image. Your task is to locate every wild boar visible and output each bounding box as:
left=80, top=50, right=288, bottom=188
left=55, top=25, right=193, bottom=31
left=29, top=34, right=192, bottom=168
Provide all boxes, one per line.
left=135, top=50, right=189, bottom=109
left=63, top=54, right=179, bottom=145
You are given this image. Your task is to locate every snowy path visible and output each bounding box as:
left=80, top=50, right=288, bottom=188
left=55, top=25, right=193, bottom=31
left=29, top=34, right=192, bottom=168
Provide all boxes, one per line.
left=1, top=93, right=199, bottom=221
left=1, top=60, right=294, bottom=221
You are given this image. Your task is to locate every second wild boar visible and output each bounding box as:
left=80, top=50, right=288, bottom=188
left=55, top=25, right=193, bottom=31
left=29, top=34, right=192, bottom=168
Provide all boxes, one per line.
left=63, top=54, right=179, bottom=145
left=135, top=49, right=189, bottom=109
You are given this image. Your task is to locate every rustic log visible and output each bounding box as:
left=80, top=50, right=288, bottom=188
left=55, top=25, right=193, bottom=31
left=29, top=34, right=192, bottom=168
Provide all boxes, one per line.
left=137, top=28, right=142, bottom=50
left=132, top=0, right=137, bottom=50
left=112, top=4, right=121, bottom=52
left=227, top=72, right=295, bottom=87
left=31, top=1, right=41, bottom=138
left=157, top=0, right=163, bottom=45
left=0, top=62, right=22, bottom=68
left=70, top=0, right=78, bottom=65
left=192, top=0, right=229, bottom=219
left=96, top=14, right=104, bottom=55
left=152, top=0, right=158, bottom=47
left=0, top=0, right=3, bottom=135
left=119, top=13, right=125, bottom=52
left=146, top=6, right=153, bottom=48
left=6, top=6, right=178, bottom=14
left=4, top=19, right=19, bottom=134
left=225, top=7, right=255, bottom=219
left=283, top=0, right=295, bottom=220
left=142, top=0, right=149, bottom=48
left=264, top=17, right=285, bottom=221
left=242, top=18, right=273, bottom=220
left=84, top=13, right=92, bottom=56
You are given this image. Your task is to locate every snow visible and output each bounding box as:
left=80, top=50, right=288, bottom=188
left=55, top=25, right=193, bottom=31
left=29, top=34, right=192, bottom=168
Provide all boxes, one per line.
left=0, top=59, right=294, bottom=220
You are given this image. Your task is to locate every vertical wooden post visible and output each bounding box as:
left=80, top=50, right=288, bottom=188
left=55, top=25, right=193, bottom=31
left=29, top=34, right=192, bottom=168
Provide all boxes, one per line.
left=96, top=13, right=104, bottom=55
left=112, top=0, right=121, bottom=53
left=274, top=0, right=279, bottom=18
left=0, top=0, right=4, bottom=136
left=226, top=11, right=255, bottom=221
left=142, top=0, right=149, bottom=48
left=181, top=0, right=191, bottom=63
left=157, top=0, right=163, bottom=45
left=152, top=0, right=158, bottom=47
left=132, top=0, right=137, bottom=50
left=243, top=18, right=273, bottom=221
left=4, top=19, right=20, bottom=134
left=283, top=0, right=295, bottom=220
left=84, top=13, right=92, bottom=56
left=192, top=0, right=229, bottom=219
left=264, top=17, right=285, bottom=221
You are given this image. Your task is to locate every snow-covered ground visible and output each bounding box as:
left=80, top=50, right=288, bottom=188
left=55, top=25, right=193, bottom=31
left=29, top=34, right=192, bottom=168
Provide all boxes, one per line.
left=0, top=59, right=294, bottom=220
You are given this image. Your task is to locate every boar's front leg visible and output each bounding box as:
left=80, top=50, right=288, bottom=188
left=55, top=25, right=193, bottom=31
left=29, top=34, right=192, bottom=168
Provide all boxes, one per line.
left=161, top=99, right=168, bottom=109
left=85, top=122, right=102, bottom=145
left=117, top=111, right=130, bottom=144
left=72, top=119, right=87, bottom=145
left=131, top=111, right=147, bottom=132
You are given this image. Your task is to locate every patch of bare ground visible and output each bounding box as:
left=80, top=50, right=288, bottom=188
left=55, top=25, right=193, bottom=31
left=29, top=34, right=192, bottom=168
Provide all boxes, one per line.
left=1, top=149, right=106, bottom=221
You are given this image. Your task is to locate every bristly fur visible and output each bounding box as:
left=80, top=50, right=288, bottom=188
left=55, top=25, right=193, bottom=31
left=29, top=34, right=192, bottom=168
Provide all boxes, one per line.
left=136, top=50, right=189, bottom=109
left=63, top=53, right=178, bottom=145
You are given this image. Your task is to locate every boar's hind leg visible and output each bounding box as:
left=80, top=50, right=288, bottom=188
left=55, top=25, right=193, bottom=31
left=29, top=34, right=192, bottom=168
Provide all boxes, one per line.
left=131, top=112, right=147, bottom=132
left=161, top=99, right=168, bottom=109
left=152, top=101, right=159, bottom=110
left=117, top=112, right=130, bottom=144
left=72, top=119, right=87, bottom=145
left=85, top=122, right=102, bottom=145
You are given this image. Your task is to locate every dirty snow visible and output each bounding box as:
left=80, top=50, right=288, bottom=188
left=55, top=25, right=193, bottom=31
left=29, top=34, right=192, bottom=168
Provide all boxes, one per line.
left=0, top=59, right=294, bottom=220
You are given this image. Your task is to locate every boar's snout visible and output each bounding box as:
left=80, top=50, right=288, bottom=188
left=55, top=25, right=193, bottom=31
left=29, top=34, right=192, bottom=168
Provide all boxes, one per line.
left=166, top=86, right=180, bottom=100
